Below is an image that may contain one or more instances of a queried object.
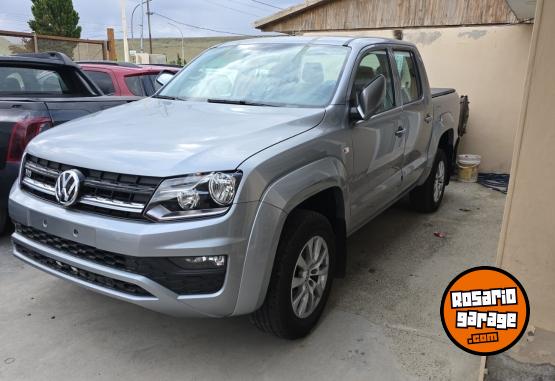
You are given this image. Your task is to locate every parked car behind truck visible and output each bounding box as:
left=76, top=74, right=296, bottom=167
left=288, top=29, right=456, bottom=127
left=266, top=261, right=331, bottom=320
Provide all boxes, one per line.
left=0, top=52, right=139, bottom=231
left=78, top=61, right=180, bottom=97
left=9, top=37, right=461, bottom=339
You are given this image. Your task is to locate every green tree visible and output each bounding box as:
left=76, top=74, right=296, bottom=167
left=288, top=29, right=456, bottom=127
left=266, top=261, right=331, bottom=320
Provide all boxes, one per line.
left=10, top=0, right=82, bottom=58
left=29, top=0, right=82, bottom=38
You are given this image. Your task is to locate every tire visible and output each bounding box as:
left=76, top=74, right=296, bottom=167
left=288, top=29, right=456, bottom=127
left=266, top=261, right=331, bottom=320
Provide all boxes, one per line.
left=410, top=149, right=448, bottom=213
left=250, top=210, right=336, bottom=339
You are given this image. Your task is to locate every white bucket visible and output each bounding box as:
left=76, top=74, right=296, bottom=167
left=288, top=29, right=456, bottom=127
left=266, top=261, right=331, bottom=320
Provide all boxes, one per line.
left=457, top=154, right=481, bottom=183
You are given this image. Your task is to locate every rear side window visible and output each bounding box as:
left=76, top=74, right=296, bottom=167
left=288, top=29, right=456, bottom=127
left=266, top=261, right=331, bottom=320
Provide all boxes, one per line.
left=351, top=50, right=395, bottom=113
left=83, top=70, right=115, bottom=95
left=393, top=51, right=422, bottom=104
left=124, top=75, right=146, bottom=96
left=0, top=67, right=69, bottom=94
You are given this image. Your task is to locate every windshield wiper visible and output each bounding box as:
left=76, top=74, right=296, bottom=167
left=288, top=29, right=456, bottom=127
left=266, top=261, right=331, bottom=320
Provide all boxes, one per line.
left=206, top=99, right=278, bottom=107
left=152, top=94, right=188, bottom=101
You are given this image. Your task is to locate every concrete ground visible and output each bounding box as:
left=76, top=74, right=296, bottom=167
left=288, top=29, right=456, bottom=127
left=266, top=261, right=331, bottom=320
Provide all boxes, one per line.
left=0, top=182, right=506, bottom=381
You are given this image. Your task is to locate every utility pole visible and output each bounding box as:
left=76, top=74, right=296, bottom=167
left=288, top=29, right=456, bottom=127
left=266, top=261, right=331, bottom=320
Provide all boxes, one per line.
left=167, top=23, right=184, bottom=65
left=140, top=0, right=145, bottom=52
left=120, top=0, right=130, bottom=61
left=146, top=0, right=153, bottom=54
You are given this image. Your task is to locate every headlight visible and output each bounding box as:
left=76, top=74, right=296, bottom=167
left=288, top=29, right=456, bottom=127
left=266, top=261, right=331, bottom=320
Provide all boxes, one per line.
left=145, top=171, right=241, bottom=221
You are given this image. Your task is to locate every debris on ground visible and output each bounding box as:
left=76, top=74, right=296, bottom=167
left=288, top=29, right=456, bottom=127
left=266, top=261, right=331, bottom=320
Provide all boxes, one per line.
left=434, top=231, right=447, bottom=238
left=459, top=208, right=472, bottom=212
left=50, top=316, right=55, bottom=319
left=478, top=173, right=509, bottom=194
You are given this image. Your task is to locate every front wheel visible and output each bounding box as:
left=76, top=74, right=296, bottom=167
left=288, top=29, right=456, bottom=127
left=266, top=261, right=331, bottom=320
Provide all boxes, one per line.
left=250, top=210, right=335, bottom=339
left=410, top=149, right=448, bottom=213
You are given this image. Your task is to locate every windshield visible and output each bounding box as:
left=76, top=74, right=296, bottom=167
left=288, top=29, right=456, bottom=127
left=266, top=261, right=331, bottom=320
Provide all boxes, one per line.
left=158, top=44, right=350, bottom=107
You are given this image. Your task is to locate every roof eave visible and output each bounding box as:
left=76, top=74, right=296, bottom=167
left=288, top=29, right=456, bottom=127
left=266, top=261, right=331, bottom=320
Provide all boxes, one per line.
left=254, top=0, right=330, bottom=29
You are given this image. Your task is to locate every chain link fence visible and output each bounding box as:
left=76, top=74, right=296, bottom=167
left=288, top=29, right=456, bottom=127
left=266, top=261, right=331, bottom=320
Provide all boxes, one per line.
left=0, top=29, right=107, bottom=61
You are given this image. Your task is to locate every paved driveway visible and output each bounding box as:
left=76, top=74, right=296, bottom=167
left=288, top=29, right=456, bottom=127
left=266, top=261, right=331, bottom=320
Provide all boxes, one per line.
left=0, top=182, right=505, bottom=380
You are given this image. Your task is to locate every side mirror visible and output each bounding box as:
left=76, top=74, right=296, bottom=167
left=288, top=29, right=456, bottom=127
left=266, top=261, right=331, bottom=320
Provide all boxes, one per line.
left=352, top=74, right=386, bottom=120
left=156, top=72, right=174, bottom=87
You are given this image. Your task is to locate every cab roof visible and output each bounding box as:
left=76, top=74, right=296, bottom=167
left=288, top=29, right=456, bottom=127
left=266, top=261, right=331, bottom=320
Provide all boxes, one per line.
left=218, top=36, right=416, bottom=49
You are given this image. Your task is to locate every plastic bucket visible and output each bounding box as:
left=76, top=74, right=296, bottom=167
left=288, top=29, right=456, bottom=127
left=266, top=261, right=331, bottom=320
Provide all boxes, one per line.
left=457, top=154, right=481, bottom=183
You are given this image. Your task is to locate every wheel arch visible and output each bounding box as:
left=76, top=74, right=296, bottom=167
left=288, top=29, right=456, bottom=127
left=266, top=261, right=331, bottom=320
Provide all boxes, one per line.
left=233, top=157, right=349, bottom=315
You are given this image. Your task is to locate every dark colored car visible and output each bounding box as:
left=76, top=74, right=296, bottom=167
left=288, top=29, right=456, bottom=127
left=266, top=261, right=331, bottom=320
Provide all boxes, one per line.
left=0, top=52, right=139, bottom=232
left=78, top=61, right=180, bottom=97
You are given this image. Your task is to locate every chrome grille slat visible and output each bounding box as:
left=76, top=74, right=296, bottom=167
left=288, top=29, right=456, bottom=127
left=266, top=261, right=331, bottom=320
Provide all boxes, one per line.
left=21, top=155, right=161, bottom=221
left=80, top=195, right=145, bottom=213
left=24, top=161, right=60, bottom=178
left=22, top=177, right=56, bottom=195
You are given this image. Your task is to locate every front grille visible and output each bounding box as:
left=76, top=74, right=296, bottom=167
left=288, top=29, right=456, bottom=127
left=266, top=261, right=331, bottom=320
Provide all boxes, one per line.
left=16, top=224, right=227, bottom=295
left=21, top=154, right=161, bottom=220
left=15, top=243, right=153, bottom=297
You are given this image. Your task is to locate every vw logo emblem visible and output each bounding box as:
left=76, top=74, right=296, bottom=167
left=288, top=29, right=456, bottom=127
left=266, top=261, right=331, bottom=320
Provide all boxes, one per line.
left=55, top=169, right=83, bottom=207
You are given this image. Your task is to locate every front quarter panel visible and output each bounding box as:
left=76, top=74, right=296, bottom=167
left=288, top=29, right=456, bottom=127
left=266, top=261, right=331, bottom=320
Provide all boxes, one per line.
left=234, top=156, right=349, bottom=315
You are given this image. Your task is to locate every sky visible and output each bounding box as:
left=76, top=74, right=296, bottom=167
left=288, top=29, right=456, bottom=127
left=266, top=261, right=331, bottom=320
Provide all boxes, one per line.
left=0, top=0, right=300, bottom=39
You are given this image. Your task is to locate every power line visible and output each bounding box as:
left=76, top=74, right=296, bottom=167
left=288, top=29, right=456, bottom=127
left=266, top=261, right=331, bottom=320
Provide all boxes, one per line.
left=230, top=0, right=274, bottom=13
left=204, top=0, right=264, bottom=17
left=152, top=11, right=254, bottom=36
left=250, top=0, right=284, bottom=10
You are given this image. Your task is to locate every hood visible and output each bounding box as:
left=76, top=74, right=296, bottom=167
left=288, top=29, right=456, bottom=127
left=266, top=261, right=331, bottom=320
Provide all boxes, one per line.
left=27, top=97, right=325, bottom=177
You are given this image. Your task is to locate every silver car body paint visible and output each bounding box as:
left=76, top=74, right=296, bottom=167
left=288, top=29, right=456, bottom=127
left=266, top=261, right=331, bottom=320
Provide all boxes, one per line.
left=9, top=36, right=459, bottom=317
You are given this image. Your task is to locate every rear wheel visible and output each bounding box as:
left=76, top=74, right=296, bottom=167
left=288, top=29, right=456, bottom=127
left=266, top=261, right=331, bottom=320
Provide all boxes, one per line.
left=410, top=149, right=448, bottom=213
left=250, top=210, right=335, bottom=339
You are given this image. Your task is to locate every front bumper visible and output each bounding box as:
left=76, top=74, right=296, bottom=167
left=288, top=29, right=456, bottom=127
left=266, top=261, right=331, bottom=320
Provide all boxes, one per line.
left=9, top=184, right=260, bottom=317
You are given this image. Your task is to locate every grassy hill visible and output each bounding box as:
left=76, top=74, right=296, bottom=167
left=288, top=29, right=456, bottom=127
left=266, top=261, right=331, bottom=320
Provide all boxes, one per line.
left=115, top=36, right=249, bottom=65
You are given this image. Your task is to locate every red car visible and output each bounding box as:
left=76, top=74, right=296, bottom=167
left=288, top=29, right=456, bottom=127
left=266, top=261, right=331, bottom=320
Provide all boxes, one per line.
left=78, top=61, right=180, bottom=96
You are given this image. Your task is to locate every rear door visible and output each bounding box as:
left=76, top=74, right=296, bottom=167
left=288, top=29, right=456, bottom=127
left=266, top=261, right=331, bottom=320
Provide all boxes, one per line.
left=349, top=48, right=405, bottom=229
left=392, top=49, right=433, bottom=188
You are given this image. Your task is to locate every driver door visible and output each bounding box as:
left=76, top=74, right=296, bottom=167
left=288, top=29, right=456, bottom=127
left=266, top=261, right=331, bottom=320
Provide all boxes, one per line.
left=349, top=48, right=406, bottom=230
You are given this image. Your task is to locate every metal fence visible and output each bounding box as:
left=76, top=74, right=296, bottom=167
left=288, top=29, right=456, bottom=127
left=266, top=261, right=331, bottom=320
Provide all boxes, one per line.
left=0, top=29, right=107, bottom=60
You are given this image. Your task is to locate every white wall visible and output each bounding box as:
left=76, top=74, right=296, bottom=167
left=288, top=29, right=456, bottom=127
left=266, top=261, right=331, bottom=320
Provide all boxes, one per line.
left=497, top=0, right=555, bottom=332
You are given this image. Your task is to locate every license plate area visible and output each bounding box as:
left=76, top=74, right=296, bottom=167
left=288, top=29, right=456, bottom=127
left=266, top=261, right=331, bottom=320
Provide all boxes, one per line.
left=28, top=210, right=96, bottom=246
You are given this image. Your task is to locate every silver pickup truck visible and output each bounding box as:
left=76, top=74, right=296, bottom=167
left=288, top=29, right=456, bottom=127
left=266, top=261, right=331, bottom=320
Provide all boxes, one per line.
left=9, top=37, right=460, bottom=339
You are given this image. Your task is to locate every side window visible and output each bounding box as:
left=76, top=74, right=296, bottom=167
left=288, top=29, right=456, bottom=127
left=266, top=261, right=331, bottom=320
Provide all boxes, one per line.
left=83, top=70, right=115, bottom=95
left=393, top=51, right=422, bottom=104
left=351, top=50, right=395, bottom=113
left=124, top=76, right=146, bottom=96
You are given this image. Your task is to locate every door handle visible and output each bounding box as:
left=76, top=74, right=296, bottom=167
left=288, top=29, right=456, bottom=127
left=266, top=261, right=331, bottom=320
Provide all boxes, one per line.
left=424, top=114, right=433, bottom=123
left=395, top=127, right=407, bottom=137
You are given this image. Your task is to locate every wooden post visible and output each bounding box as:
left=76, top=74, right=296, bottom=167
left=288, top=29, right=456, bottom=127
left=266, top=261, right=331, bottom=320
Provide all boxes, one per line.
left=106, top=27, right=117, bottom=61
left=32, top=33, right=39, bottom=52
left=102, top=41, right=108, bottom=60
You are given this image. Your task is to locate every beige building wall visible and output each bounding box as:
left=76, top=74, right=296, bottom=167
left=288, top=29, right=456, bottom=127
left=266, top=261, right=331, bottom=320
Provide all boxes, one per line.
left=305, top=25, right=532, bottom=172
left=497, top=0, right=555, bottom=332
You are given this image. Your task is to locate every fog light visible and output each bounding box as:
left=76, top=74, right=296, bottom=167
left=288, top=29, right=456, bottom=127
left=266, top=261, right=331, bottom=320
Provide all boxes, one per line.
left=172, top=255, right=227, bottom=270
left=184, top=255, right=226, bottom=266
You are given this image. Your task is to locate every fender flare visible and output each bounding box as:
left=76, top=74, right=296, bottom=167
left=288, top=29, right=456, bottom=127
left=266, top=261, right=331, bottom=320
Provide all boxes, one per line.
left=419, top=112, right=457, bottom=186
left=232, top=157, right=349, bottom=315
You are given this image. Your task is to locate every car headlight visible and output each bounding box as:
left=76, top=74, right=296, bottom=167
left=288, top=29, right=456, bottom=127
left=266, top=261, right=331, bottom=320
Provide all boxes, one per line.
left=145, top=171, right=241, bottom=221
